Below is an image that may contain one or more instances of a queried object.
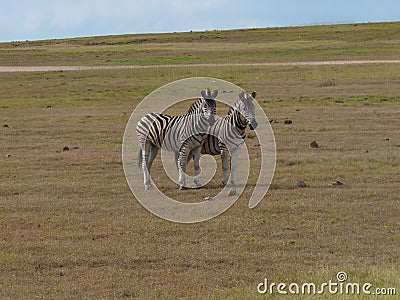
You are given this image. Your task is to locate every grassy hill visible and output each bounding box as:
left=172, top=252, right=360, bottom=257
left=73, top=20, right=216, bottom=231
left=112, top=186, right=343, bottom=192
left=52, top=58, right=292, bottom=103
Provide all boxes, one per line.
left=1, top=22, right=400, bottom=66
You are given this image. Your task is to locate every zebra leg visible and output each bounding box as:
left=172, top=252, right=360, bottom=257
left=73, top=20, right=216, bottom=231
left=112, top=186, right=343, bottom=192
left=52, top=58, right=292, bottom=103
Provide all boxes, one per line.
left=147, top=144, right=159, bottom=170
left=174, top=151, right=179, bottom=169
left=192, top=147, right=202, bottom=188
left=220, top=144, right=230, bottom=186
left=230, top=147, right=240, bottom=187
left=177, top=146, right=190, bottom=190
left=141, top=140, right=153, bottom=190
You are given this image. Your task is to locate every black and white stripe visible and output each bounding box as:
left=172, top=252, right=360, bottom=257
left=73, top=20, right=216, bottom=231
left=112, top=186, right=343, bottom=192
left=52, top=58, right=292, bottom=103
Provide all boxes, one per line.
left=190, top=91, right=258, bottom=189
left=136, top=89, right=217, bottom=190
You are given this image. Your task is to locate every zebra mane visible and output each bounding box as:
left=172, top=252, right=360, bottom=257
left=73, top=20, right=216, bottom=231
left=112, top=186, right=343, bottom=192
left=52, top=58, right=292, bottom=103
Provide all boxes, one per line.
left=228, top=99, right=240, bottom=115
left=184, top=89, right=217, bottom=116
left=228, top=91, right=244, bottom=115
left=228, top=91, right=256, bottom=115
left=186, top=97, right=216, bottom=115
left=186, top=98, right=204, bottom=115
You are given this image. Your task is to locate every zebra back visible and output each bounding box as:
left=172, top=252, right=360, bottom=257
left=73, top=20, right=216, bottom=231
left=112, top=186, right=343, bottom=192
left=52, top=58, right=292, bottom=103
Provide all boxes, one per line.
left=136, top=91, right=217, bottom=152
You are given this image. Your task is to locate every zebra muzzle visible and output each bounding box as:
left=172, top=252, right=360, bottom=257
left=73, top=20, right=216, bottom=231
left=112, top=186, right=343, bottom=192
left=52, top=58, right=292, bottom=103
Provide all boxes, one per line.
left=250, top=119, right=258, bottom=130
left=208, top=115, right=216, bottom=126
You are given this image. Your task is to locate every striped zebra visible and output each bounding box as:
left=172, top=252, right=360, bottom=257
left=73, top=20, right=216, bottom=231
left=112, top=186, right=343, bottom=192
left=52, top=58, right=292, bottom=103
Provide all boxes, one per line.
left=189, top=91, right=257, bottom=190
left=136, top=88, right=218, bottom=190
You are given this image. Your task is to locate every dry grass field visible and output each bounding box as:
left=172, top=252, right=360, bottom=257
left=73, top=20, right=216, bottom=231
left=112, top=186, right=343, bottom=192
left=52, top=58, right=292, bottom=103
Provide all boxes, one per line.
left=1, top=22, right=400, bottom=299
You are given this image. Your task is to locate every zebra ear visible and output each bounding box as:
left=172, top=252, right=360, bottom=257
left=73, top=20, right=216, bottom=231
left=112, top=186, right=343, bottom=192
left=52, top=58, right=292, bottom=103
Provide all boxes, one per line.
left=201, top=88, right=213, bottom=99
left=251, top=91, right=257, bottom=99
left=211, top=90, right=218, bottom=99
left=239, top=91, right=245, bottom=100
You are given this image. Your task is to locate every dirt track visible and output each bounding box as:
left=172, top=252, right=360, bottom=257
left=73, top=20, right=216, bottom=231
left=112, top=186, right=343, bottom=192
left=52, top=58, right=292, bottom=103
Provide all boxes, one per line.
left=1, top=60, right=400, bottom=72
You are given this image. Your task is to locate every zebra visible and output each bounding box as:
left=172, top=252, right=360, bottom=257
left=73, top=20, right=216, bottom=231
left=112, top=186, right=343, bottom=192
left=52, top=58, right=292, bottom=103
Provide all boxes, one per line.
left=188, top=91, right=258, bottom=190
left=136, top=88, right=218, bottom=190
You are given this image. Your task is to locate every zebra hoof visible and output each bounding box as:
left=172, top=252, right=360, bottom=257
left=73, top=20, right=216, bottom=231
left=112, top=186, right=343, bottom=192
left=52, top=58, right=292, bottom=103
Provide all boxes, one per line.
left=228, top=189, right=237, bottom=196
left=194, top=180, right=202, bottom=187
left=221, top=181, right=227, bottom=187
left=194, top=181, right=203, bottom=189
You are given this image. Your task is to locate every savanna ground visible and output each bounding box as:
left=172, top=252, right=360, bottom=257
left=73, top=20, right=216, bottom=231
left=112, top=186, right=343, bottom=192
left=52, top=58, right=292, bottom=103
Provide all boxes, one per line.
left=1, top=22, right=399, bottom=299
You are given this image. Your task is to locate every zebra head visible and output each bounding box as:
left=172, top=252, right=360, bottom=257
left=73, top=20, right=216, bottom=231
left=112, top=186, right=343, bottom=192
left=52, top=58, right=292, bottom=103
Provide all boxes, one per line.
left=233, top=91, right=258, bottom=130
left=200, top=88, right=217, bottom=126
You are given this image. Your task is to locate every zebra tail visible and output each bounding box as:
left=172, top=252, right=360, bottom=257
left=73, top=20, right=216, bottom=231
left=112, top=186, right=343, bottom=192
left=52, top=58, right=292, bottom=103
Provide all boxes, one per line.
left=138, top=149, right=142, bottom=168
left=187, top=150, right=194, bottom=162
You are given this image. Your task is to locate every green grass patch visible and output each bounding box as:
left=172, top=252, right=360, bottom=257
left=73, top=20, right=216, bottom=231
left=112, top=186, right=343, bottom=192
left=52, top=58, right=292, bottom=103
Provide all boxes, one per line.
left=104, top=141, right=123, bottom=147
left=260, top=96, right=400, bottom=107
left=102, top=55, right=204, bottom=65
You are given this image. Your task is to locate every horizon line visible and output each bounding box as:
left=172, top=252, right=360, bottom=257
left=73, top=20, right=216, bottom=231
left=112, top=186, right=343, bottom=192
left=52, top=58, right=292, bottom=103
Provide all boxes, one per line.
left=1, top=20, right=398, bottom=44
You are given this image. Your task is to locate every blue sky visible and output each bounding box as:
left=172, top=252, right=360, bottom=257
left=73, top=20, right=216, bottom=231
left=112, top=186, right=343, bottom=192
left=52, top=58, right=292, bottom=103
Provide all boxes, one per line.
left=0, top=0, right=399, bottom=42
